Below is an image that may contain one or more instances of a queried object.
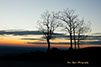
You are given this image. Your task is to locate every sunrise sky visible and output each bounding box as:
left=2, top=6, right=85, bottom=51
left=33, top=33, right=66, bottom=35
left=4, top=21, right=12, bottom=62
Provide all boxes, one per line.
left=0, top=0, right=101, bottom=33
left=0, top=30, right=101, bottom=48
left=0, top=0, right=101, bottom=49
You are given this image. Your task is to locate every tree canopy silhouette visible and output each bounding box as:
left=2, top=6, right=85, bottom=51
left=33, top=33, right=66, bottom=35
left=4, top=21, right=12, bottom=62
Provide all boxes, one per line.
left=55, top=9, right=78, bottom=49
left=55, top=9, right=91, bottom=49
left=37, top=11, right=59, bottom=52
left=37, top=9, right=91, bottom=50
left=76, top=19, right=91, bottom=49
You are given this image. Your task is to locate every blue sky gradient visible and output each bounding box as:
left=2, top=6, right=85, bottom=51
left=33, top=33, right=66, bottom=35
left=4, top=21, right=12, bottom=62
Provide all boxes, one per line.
left=0, top=0, right=101, bottom=33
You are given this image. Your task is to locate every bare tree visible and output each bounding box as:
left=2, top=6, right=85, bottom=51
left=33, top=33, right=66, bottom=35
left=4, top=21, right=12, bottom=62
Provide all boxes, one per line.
left=37, top=11, right=59, bottom=52
left=76, top=19, right=91, bottom=49
left=56, top=9, right=78, bottom=49
left=55, top=9, right=91, bottom=50
left=72, top=19, right=80, bottom=49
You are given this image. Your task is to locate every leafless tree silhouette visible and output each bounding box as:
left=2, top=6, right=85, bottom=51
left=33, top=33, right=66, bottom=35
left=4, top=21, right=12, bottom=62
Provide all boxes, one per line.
left=76, top=19, right=91, bottom=49
left=72, top=19, right=80, bottom=49
left=56, top=9, right=78, bottom=49
left=37, top=9, right=91, bottom=50
left=38, top=11, right=59, bottom=52
left=55, top=9, right=91, bottom=49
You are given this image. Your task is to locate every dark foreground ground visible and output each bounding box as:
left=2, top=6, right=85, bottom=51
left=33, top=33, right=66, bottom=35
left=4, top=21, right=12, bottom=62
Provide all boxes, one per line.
left=0, top=60, right=65, bottom=67
left=0, top=60, right=100, bottom=67
left=0, top=47, right=101, bottom=67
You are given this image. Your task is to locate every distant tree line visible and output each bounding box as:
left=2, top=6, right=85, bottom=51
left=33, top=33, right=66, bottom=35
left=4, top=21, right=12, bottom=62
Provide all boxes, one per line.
left=37, top=8, right=91, bottom=52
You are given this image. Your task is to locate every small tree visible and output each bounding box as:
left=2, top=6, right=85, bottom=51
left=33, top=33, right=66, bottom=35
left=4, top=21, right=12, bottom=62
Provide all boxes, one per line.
left=72, top=19, right=80, bottom=49
left=56, top=9, right=91, bottom=49
left=56, top=9, right=78, bottom=49
left=38, top=11, right=59, bottom=52
left=76, top=19, right=91, bottom=49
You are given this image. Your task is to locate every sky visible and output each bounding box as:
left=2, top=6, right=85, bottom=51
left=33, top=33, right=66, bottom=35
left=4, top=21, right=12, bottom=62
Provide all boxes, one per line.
left=0, top=0, right=101, bottom=33
left=0, top=0, right=101, bottom=49
left=0, top=30, right=101, bottom=48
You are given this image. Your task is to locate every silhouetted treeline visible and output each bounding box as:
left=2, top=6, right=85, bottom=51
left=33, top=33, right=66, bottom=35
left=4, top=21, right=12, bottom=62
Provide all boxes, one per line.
left=38, top=8, right=91, bottom=51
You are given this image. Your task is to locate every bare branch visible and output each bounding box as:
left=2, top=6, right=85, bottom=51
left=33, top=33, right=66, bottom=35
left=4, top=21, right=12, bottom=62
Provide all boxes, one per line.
left=37, top=11, right=60, bottom=52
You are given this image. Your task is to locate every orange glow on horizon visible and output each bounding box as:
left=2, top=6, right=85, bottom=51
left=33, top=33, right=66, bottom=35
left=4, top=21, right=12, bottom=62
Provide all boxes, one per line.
left=0, top=35, right=101, bottom=49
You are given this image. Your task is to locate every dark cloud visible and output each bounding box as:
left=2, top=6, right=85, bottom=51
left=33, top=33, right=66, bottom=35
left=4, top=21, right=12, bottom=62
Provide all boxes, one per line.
left=41, top=35, right=101, bottom=40
left=27, top=42, right=87, bottom=45
left=85, top=41, right=101, bottom=45
left=92, top=33, right=101, bottom=35
left=21, top=38, right=44, bottom=41
left=0, top=30, right=43, bottom=35
left=86, top=36, right=101, bottom=40
left=41, top=35, right=70, bottom=40
left=28, top=40, right=101, bottom=45
left=27, top=42, right=70, bottom=45
left=1, top=30, right=101, bottom=41
left=20, top=35, right=101, bottom=41
left=0, top=30, right=64, bottom=36
left=21, top=38, right=39, bottom=40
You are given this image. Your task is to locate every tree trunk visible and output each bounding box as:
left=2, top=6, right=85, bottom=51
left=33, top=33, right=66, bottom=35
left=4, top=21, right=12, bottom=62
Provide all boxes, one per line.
left=47, top=39, right=50, bottom=52
left=70, top=32, right=73, bottom=49
left=73, top=30, right=76, bottom=49
left=69, top=22, right=73, bottom=49
left=78, top=34, right=80, bottom=49
left=78, top=39, right=80, bottom=49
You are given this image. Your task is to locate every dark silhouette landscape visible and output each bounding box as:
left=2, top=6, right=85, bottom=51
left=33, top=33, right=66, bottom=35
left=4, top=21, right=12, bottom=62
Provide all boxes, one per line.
left=0, top=0, right=101, bottom=66
left=0, top=47, right=101, bottom=67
